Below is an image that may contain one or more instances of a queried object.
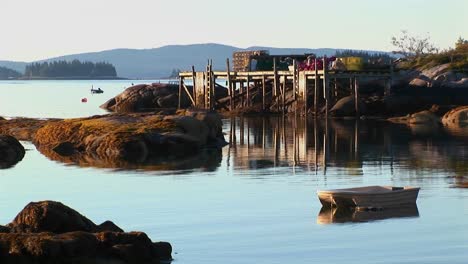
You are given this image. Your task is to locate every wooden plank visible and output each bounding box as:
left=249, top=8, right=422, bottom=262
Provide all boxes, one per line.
left=191, top=66, right=196, bottom=106
left=314, top=59, right=318, bottom=115
left=195, top=72, right=206, bottom=108
left=355, top=78, right=360, bottom=118
left=226, top=59, right=232, bottom=111
left=246, top=76, right=250, bottom=107
left=178, top=77, right=183, bottom=109
left=262, top=75, right=266, bottom=111
left=323, top=58, right=329, bottom=118
left=182, top=83, right=195, bottom=106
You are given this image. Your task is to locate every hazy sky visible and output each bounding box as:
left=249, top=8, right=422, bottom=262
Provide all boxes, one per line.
left=1, top=0, right=467, bottom=61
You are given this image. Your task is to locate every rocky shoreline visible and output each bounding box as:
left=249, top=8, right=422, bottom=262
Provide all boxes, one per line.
left=0, top=201, right=171, bottom=263
left=0, top=109, right=226, bottom=169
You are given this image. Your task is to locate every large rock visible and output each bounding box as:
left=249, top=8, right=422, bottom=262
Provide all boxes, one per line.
left=0, top=135, right=25, bottom=169
left=0, top=201, right=172, bottom=263
left=9, top=201, right=100, bottom=233
left=442, top=106, right=468, bottom=126
left=33, top=111, right=226, bottom=162
left=401, top=63, right=468, bottom=89
left=329, top=95, right=366, bottom=117
left=101, top=83, right=228, bottom=113
left=100, top=83, right=185, bottom=113
left=0, top=118, right=54, bottom=141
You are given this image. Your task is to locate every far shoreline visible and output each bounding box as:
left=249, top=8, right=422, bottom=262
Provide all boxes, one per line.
left=13, top=76, right=128, bottom=80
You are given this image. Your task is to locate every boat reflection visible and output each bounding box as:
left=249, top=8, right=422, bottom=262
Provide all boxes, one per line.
left=316, top=205, right=419, bottom=225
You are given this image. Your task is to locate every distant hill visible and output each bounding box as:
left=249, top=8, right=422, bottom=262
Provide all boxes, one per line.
left=0, top=66, right=22, bottom=79
left=0, top=44, right=393, bottom=79
left=0, top=61, right=27, bottom=74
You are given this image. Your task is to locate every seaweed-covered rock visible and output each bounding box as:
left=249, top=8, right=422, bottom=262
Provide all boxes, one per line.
left=0, top=135, right=25, bottom=169
left=33, top=111, right=226, bottom=162
left=0, top=118, right=56, bottom=141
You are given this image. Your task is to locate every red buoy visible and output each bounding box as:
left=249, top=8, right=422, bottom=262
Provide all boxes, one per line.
left=81, top=98, right=88, bottom=103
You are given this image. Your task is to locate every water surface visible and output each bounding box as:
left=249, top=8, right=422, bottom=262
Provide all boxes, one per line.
left=0, top=80, right=467, bottom=264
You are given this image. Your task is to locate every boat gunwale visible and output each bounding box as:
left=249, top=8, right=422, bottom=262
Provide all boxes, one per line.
left=317, top=186, right=420, bottom=196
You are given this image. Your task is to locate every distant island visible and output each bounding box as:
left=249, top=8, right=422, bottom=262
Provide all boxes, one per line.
left=21, top=60, right=120, bottom=80
left=0, top=60, right=122, bottom=80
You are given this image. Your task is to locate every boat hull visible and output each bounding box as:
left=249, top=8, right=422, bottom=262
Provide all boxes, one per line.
left=317, top=186, right=420, bottom=209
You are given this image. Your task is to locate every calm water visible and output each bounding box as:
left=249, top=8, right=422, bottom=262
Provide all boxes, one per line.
left=0, top=80, right=467, bottom=264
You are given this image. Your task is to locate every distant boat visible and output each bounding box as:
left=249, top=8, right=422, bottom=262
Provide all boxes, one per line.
left=317, top=186, right=420, bottom=209
left=91, top=87, right=104, bottom=94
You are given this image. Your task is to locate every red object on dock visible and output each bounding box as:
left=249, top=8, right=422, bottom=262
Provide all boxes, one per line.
left=81, top=98, right=88, bottom=103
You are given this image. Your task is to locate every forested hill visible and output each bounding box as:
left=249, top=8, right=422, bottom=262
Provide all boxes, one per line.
left=0, top=44, right=394, bottom=79
left=0, top=66, right=22, bottom=79
left=24, top=60, right=117, bottom=79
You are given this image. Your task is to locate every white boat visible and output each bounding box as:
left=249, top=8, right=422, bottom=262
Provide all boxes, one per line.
left=317, top=186, right=420, bottom=209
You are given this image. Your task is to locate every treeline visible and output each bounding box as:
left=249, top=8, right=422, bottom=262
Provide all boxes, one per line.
left=24, top=60, right=117, bottom=78
left=0, top=66, right=22, bottom=79
left=335, top=50, right=394, bottom=64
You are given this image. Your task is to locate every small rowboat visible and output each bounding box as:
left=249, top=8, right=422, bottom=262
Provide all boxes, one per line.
left=317, top=186, right=420, bottom=209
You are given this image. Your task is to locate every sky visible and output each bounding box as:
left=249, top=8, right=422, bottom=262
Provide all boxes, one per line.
left=0, top=0, right=467, bottom=61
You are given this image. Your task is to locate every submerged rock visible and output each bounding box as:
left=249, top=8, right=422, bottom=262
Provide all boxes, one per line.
left=0, top=135, right=25, bottom=169
left=0, top=201, right=172, bottom=263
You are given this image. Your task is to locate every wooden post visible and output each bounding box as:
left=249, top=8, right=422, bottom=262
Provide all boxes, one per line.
left=178, top=77, right=183, bottom=109
left=298, top=71, right=307, bottom=116
left=350, top=77, right=354, bottom=95
left=210, top=63, right=215, bottom=110
left=314, top=59, right=319, bottom=116
left=246, top=75, right=250, bottom=107
left=191, top=66, right=196, bottom=106
left=262, top=75, right=266, bottom=111
left=226, top=59, right=232, bottom=111
left=334, top=78, right=338, bottom=99
left=293, top=59, right=297, bottom=101
left=239, top=80, right=244, bottom=107
left=282, top=76, right=286, bottom=114
left=354, top=77, right=360, bottom=118
left=273, top=58, right=279, bottom=112
left=323, top=58, right=329, bottom=118
left=386, top=63, right=394, bottom=96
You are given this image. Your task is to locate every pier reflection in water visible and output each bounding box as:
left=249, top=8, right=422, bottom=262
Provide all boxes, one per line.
left=317, top=205, right=420, bottom=224
left=224, top=116, right=468, bottom=187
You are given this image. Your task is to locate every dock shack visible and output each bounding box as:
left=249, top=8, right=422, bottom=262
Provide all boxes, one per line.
left=178, top=50, right=393, bottom=117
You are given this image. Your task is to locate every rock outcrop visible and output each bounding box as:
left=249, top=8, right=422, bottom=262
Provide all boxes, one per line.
left=0, top=110, right=226, bottom=170
left=0, top=135, right=25, bottom=169
left=396, top=63, right=468, bottom=89
left=100, top=83, right=228, bottom=113
left=329, top=96, right=367, bottom=117
left=442, top=106, right=468, bottom=126
left=0, top=201, right=172, bottom=263
left=0, top=118, right=54, bottom=141
left=33, top=110, right=226, bottom=163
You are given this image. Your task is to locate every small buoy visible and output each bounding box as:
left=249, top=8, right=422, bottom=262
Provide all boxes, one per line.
left=81, top=98, right=88, bottom=103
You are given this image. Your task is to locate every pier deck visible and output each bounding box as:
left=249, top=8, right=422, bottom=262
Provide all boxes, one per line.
left=178, top=58, right=392, bottom=116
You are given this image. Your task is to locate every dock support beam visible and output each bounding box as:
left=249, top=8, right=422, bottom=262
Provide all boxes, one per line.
left=314, top=59, right=319, bottom=116
left=354, top=78, right=360, bottom=118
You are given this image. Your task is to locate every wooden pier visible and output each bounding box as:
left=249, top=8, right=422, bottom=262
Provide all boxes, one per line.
left=178, top=58, right=393, bottom=116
